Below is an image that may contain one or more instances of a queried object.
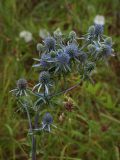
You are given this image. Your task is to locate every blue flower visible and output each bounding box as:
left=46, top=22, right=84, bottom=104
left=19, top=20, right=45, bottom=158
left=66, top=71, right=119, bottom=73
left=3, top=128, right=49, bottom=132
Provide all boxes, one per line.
left=57, top=50, right=70, bottom=64
left=10, top=78, right=28, bottom=96
left=64, top=44, right=79, bottom=58
left=33, top=71, right=53, bottom=94
left=44, top=37, right=56, bottom=51
left=100, top=44, right=113, bottom=57
left=33, top=54, right=51, bottom=68
left=39, top=71, right=50, bottom=84
left=43, top=112, right=53, bottom=125
left=41, top=112, right=56, bottom=132
left=54, top=50, right=71, bottom=73
left=87, top=44, right=100, bottom=58
left=94, top=24, right=104, bottom=37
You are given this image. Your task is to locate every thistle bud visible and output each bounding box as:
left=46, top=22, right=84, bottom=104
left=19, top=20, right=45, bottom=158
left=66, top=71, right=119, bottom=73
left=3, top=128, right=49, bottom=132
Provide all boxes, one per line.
left=50, top=51, right=56, bottom=58
left=69, top=31, right=77, bottom=39
left=17, top=78, right=27, bottom=90
left=39, top=71, right=50, bottom=84
left=54, top=28, right=62, bottom=39
left=44, top=37, right=56, bottom=51
left=42, top=112, right=53, bottom=125
left=37, top=43, right=44, bottom=52
left=94, top=24, right=104, bottom=37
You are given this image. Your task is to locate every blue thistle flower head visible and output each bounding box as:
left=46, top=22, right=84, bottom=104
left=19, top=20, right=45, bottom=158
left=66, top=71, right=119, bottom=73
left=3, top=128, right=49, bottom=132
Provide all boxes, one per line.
left=100, top=44, right=112, bottom=57
left=40, top=112, right=57, bottom=132
left=42, top=112, right=53, bottom=125
left=39, top=71, right=50, bottom=84
left=33, top=54, right=52, bottom=68
left=64, top=44, right=78, bottom=58
left=57, top=50, right=70, bottom=64
left=10, top=78, right=28, bottom=97
left=94, top=24, right=104, bottom=37
left=40, top=54, right=51, bottom=68
left=33, top=71, right=52, bottom=94
left=44, top=37, right=56, bottom=51
left=17, top=78, right=27, bottom=90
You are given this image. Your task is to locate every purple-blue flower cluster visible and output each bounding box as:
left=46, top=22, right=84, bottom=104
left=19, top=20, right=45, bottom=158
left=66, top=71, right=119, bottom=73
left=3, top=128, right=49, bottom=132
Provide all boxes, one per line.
left=10, top=25, right=114, bottom=138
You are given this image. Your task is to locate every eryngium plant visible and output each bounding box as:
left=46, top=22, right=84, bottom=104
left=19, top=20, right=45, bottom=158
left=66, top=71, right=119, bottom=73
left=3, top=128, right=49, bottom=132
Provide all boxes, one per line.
left=10, top=25, right=114, bottom=160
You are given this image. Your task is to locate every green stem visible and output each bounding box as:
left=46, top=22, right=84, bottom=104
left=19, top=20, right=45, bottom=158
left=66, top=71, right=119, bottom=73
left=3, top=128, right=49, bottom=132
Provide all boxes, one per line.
left=19, top=100, right=36, bottom=160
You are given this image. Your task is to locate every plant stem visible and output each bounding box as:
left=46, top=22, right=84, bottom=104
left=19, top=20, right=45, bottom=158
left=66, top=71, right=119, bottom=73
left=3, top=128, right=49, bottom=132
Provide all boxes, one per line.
left=24, top=105, right=32, bottom=131
left=32, top=112, right=40, bottom=160
left=19, top=100, right=36, bottom=160
left=31, top=136, right=36, bottom=160
left=25, top=106, right=36, bottom=160
left=35, top=112, right=39, bottom=128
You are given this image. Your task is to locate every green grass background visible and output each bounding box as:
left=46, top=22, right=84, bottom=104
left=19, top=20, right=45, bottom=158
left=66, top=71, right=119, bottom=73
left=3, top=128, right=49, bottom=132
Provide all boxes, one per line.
left=0, top=0, right=120, bottom=159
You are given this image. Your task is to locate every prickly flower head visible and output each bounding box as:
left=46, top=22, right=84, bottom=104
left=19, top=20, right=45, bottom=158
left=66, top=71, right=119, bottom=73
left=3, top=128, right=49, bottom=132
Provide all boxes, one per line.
left=39, top=71, right=50, bottom=84
left=94, top=24, right=104, bottom=37
left=100, top=44, right=112, bottom=57
left=44, top=37, right=56, bottom=51
left=57, top=50, right=70, bottom=64
left=69, top=31, right=77, bottom=40
left=17, top=78, right=27, bottom=90
left=64, top=44, right=78, bottom=58
left=42, top=112, right=53, bottom=125
left=36, top=43, right=44, bottom=52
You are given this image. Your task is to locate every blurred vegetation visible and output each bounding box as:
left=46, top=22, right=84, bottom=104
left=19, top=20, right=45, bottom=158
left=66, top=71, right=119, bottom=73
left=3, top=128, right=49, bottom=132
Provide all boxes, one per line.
left=0, top=0, right=120, bottom=160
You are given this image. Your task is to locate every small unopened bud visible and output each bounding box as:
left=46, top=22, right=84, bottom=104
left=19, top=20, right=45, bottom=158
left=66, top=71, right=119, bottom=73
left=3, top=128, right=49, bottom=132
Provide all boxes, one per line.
left=37, top=43, right=44, bottom=52
left=39, top=71, right=50, bottom=84
left=54, top=28, right=62, bottom=38
left=17, top=78, right=27, bottom=90
left=50, top=51, right=56, bottom=58
left=42, top=112, right=53, bottom=125
left=69, top=31, right=77, bottom=39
